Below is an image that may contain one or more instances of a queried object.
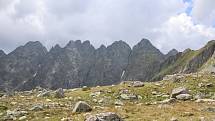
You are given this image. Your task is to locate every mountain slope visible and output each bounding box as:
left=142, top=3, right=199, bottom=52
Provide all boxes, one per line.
left=153, top=40, right=215, bottom=80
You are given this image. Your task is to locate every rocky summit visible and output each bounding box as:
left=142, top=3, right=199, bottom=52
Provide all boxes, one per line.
left=0, top=39, right=215, bottom=91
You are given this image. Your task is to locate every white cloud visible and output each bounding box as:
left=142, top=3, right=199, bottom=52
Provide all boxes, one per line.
left=191, top=0, right=215, bottom=26
left=0, top=0, right=214, bottom=53
left=152, top=13, right=215, bottom=53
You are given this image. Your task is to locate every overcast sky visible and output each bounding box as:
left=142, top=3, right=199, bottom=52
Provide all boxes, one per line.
left=0, top=0, right=215, bottom=53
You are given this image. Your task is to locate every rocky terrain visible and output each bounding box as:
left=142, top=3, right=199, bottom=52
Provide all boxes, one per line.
left=0, top=39, right=214, bottom=91
left=1, top=72, right=215, bottom=121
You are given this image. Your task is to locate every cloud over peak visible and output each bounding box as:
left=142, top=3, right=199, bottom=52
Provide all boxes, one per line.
left=0, top=0, right=214, bottom=53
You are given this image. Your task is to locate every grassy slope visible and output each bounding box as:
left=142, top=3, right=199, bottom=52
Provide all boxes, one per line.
left=1, top=73, right=215, bottom=121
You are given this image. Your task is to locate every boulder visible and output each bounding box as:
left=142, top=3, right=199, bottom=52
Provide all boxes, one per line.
left=29, top=104, right=43, bottom=111
left=176, top=94, right=192, bottom=100
left=171, top=87, right=189, bottom=98
left=120, top=94, right=138, bottom=100
left=54, top=88, right=65, bottom=98
left=130, top=81, right=144, bottom=87
left=72, top=101, right=92, bottom=113
left=37, top=91, right=51, bottom=97
left=85, top=112, right=123, bottom=121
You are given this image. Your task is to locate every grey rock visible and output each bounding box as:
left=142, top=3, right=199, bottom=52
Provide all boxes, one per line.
left=130, top=81, right=144, bottom=87
left=37, top=91, right=51, bottom=97
left=54, top=88, right=64, bottom=98
left=115, top=100, right=124, bottom=106
left=176, top=94, right=192, bottom=100
left=120, top=94, right=138, bottom=100
left=72, top=101, right=92, bottom=113
left=171, top=87, right=189, bottom=98
left=85, top=112, right=123, bottom=121
left=202, top=107, right=215, bottom=112
left=30, top=104, right=43, bottom=111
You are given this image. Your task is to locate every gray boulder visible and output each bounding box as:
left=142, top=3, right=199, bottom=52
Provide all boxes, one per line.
left=85, top=112, right=123, bottom=121
left=176, top=94, right=192, bottom=100
left=73, top=101, right=92, bottom=113
left=54, top=88, right=64, bottom=98
left=130, top=81, right=144, bottom=87
left=171, top=87, right=189, bottom=98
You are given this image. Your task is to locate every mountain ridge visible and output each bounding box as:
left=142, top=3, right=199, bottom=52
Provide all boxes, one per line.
left=0, top=39, right=214, bottom=91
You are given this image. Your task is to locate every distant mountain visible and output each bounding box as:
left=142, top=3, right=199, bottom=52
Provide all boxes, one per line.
left=165, top=49, right=178, bottom=59
left=124, top=39, right=164, bottom=81
left=0, top=41, right=47, bottom=91
left=0, top=39, right=214, bottom=91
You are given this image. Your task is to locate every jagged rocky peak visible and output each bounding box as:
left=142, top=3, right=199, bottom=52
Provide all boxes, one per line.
left=124, top=38, right=164, bottom=81
left=0, top=50, right=6, bottom=57
left=166, top=49, right=178, bottom=58
left=9, top=41, right=47, bottom=56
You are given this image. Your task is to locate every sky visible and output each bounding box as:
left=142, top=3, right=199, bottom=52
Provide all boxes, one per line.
left=0, top=0, right=215, bottom=53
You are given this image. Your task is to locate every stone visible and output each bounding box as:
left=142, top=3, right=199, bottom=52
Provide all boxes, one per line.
left=130, top=81, right=144, bottom=87
left=202, top=107, right=215, bottom=112
left=176, top=94, right=192, bottom=100
left=19, top=116, right=27, bottom=120
left=115, top=100, right=124, bottom=106
left=82, top=86, right=91, bottom=91
left=171, top=87, right=189, bottom=98
left=195, top=99, right=215, bottom=103
left=73, top=101, right=92, bottom=113
left=159, top=98, right=176, bottom=104
left=206, top=83, right=213, bottom=87
left=54, top=88, right=65, bottom=98
left=181, top=112, right=194, bottom=117
left=85, top=112, right=122, bottom=121
left=37, top=91, right=51, bottom=97
left=120, top=94, right=138, bottom=100
left=5, top=109, right=28, bottom=120
left=194, top=93, right=206, bottom=99
left=30, top=104, right=43, bottom=111
left=170, top=117, right=178, bottom=121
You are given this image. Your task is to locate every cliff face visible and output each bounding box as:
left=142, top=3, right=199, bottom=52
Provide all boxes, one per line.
left=0, top=39, right=214, bottom=91
left=87, top=41, right=131, bottom=86
left=0, top=41, right=47, bottom=91
left=124, top=39, right=165, bottom=81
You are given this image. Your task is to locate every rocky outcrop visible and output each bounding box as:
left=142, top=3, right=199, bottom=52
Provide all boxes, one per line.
left=124, top=39, right=164, bottom=81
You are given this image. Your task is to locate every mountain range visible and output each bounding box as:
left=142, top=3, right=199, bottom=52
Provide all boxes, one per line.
left=0, top=39, right=214, bottom=91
